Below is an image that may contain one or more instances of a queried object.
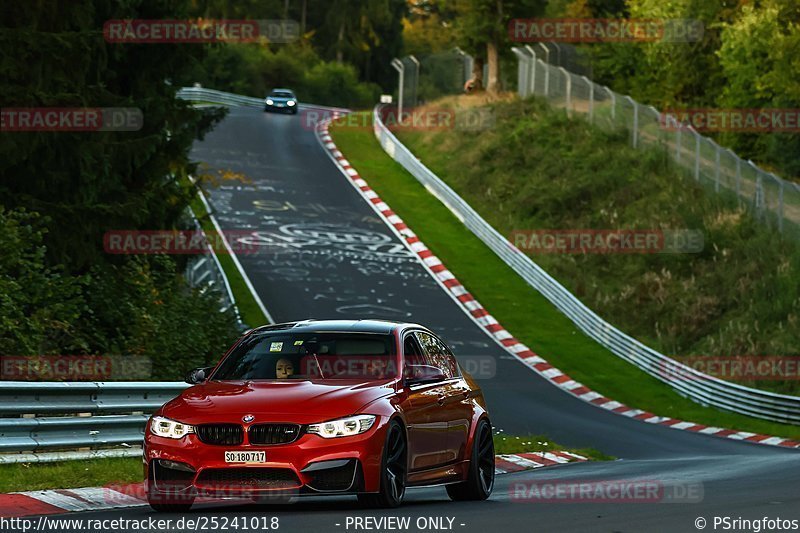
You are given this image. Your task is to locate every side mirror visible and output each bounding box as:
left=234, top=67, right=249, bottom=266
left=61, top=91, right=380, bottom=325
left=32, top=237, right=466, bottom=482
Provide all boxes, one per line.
left=186, top=366, right=213, bottom=385
left=405, top=364, right=446, bottom=385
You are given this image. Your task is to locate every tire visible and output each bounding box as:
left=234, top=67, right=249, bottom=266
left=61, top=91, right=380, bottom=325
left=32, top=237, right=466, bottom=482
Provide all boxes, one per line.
left=358, top=420, right=407, bottom=508
left=446, top=419, right=494, bottom=501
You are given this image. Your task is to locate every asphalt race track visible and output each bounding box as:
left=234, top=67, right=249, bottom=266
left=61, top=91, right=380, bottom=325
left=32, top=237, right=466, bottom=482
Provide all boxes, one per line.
left=49, top=105, right=800, bottom=532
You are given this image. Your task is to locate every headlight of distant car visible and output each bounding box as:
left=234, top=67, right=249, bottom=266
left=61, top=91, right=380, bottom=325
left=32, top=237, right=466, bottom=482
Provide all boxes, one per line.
left=266, top=98, right=274, bottom=105
left=307, top=414, right=376, bottom=438
left=287, top=100, right=296, bottom=106
left=150, top=416, right=194, bottom=439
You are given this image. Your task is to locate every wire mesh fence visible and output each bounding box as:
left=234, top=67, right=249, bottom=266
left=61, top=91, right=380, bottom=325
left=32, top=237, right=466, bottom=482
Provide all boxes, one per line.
left=511, top=45, right=800, bottom=241
left=394, top=50, right=473, bottom=111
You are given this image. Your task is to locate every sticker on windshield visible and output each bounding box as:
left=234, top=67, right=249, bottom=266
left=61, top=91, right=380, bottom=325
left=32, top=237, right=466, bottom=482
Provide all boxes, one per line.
left=269, top=342, right=283, bottom=352
left=293, top=340, right=303, bottom=345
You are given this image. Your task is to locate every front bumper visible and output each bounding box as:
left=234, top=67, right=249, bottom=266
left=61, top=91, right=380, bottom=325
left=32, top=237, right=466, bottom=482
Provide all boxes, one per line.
left=264, top=102, right=297, bottom=112
left=144, top=419, right=387, bottom=499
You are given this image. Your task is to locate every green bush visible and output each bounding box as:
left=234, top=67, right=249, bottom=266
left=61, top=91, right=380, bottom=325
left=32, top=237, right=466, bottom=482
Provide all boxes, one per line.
left=0, top=207, right=240, bottom=380
left=190, top=43, right=380, bottom=109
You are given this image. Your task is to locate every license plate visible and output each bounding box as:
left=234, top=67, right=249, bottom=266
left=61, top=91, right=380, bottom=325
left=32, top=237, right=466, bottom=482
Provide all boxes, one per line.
left=225, top=451, right=266, bottom=463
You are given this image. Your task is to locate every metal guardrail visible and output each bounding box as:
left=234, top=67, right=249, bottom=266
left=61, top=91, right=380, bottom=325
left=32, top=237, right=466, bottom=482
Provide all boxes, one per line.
left=177, top=86, right=266, bottom=108
left=372, top=104, right=800, bottom=425
left=176, top=86, right=350, bottom=114
left=185, top=209, right=247, bottom=331
left=0, top=382, right=187, bottom=461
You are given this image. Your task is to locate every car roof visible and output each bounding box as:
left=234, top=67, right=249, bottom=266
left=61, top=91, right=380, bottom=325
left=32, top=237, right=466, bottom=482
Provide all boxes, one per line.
left=249, top=319, right=425, bottom=335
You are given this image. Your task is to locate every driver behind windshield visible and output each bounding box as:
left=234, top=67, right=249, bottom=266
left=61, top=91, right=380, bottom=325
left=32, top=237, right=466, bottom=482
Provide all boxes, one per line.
left=275, top=357, right=294, bottom=379
left=212, top=332, right=397, bottom=380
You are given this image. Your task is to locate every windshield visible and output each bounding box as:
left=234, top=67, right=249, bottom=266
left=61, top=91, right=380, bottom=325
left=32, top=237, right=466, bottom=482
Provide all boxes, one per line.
left=211, top=332, right=397, bottom=381
left=270, top=91, right=294, bottom=98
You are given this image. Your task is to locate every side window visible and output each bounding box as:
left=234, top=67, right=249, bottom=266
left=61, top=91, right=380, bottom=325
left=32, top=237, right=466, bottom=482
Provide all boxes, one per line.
left=415, top=332, right=458, bottom=379
left=403, top=334, right=426, bottom=377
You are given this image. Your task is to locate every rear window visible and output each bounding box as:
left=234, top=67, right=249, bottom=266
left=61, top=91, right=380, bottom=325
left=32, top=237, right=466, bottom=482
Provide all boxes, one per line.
left=211, top=332, right=397, bottom=381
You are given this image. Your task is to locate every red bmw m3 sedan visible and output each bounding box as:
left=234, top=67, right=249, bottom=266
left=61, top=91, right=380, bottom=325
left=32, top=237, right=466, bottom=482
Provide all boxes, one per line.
left=144, top=319, right=495, bottom=510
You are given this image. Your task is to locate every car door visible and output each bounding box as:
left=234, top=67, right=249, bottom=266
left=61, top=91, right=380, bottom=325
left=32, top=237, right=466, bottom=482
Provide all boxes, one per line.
left=401, top=331, right=451, bottom=471
left=414, top=331, right=472, bottom=465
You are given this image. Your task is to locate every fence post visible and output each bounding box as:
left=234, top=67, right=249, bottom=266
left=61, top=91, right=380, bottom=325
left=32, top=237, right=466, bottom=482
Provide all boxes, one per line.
left=604, top=86, right=615, bottom=121
left=550, top=41, right=561, bottom=66
left=537, top=43, right=550, bottom=97
left=624, top=96, right=638, bottom=148
left=454, top=47, right=471, bottom=87
left=525, top=45, right=537, bottom=95
left=752, top=163, right=764, bottom=218
left=511, top=48, right=529, bottom=97
left=775, top=175, right=785, bottom=233
left=559, top=67, right=571, bottom=116
left=390, top=58, right=404, bottom=122
left=694, top=132, right=701, bottom=181
left=581, top=76, right=593, bottom=123
left=675, top=125, right=682, bottom=163
left=736, top=157, right=742, bottom=200
left=408, top=55, right=420, bottom=108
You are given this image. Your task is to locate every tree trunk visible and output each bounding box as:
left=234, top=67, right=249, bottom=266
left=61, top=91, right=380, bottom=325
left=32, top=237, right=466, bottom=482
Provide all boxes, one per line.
left=300, top=0, right=307, bottom=36
left=486, top=40, right=499, bottom=93
left=336, top=19, right=345, bottom=63
left=486, top=0, right=503, bottom=93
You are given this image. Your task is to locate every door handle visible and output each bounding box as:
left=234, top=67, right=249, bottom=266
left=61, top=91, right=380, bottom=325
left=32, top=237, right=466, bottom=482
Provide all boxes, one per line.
left=437, top=395, right=446, bottom=406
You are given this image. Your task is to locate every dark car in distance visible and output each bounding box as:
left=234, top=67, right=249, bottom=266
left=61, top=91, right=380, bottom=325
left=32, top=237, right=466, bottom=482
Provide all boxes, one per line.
left=264, top=88, right=298, bottom=114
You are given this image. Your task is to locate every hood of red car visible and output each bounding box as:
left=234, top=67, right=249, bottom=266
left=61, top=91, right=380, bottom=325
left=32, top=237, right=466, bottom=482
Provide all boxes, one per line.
left=160, top=379, right=396, bottom=424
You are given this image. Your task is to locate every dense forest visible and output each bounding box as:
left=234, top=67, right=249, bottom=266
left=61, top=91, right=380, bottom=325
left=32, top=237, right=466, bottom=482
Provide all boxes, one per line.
left=1, top=0, right=796, bottom=379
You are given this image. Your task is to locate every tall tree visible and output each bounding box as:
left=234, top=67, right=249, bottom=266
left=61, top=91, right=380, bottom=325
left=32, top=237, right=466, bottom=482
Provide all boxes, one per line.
left=0, top=0, right=223, bottom=271
left=716, top=0, right=800, bottom=177
left=453, top=0, right=545, bottom=93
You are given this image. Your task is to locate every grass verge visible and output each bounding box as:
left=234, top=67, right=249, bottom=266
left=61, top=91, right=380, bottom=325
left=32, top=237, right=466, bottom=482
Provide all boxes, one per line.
left=329, top=111, right=800, bottom=440
left=0, top=458, right=142, bottom=493
left=494, top=434, right=613, bottom=461
left=188, top=188, right=268, bottom=328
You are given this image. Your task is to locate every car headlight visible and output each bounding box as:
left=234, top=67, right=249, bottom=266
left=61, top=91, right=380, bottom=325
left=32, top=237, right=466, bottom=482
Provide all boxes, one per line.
left=150, top=416, right=194, bottom=439
left=287, top=100, right=296, bottom=106
left=266, top=99, right=274, bottom=105
left=307, top=415, right=376, bottom=438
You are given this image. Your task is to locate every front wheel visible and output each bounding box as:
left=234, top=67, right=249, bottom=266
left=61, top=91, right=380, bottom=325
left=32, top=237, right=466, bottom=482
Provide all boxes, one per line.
left=446, top=419, right=494, bottom=501
left=358, top=420, right=407, bottom=508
